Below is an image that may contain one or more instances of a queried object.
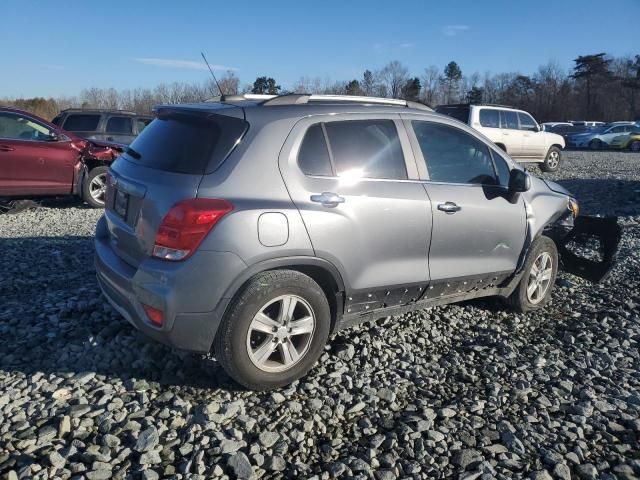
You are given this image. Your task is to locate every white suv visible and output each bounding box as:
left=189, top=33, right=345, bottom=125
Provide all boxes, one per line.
left=435, top=104, right=566, bottom=172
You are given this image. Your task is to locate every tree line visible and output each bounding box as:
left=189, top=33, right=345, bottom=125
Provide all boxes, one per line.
left=3, top=53, right=639, bottom=123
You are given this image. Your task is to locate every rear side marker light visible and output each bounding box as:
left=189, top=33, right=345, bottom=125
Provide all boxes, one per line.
left=152, top=198, right=233, bottom=261
left=142, top=304, right=164, bottom=326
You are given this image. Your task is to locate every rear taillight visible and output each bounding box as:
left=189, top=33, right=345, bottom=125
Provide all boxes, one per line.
left=142, top=304, right=164, bottom=326
left=152, top=198, right=233, bottom=261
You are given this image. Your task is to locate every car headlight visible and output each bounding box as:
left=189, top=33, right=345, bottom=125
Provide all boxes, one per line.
left=568, top=197, right=579, bottom=218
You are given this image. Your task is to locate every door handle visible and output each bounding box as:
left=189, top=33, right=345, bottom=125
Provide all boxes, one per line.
left=0, top=145, right=15, bottom=152
left=438, top=202, right=462, bottom=213
left=107, top=137, right=114, bottom=141
left=310, top=192, right=345, bottom=207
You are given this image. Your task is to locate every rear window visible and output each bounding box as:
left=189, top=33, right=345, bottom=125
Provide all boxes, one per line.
left=106, top=116, right=133, bottom=134
left=63, top=114, right=101, bottom=131
left=435, top=105, right=470, bottom=124
left=122, top=112, right=248, bottom=175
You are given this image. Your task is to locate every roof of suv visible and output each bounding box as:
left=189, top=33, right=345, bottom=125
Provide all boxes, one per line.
left=156, top=94, right=436, bottom=122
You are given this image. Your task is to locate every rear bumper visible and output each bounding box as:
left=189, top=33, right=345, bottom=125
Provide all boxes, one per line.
left=94, top=215, right=243, bottom=353
left=557, top=216, right=622, bottom=283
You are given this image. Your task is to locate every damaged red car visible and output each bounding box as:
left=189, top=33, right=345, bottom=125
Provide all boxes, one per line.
left=0, top=107, right=123, bottom=208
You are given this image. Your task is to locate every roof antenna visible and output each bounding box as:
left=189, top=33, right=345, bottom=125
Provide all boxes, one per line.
left=201, top=52, right=224, bottom=98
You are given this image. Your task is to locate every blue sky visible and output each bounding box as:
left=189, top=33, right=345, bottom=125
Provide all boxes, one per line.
left=1, top=0, right=638, bottom=98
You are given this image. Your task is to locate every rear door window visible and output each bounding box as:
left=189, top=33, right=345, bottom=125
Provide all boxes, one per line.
left=298, top=124, right=333, bottom=176
left=106, top=116, right=133, bottom=134
left=62, top=114, right=101, bottom=132
left=500, top=110, right=519, bottom=130
left=411, top=120, right=498, bottom=185
left=122, top=112, right=248, bottom=175
left=324, top=119, right=407, bottom=180
left=479, top=109, right=500, bottom=128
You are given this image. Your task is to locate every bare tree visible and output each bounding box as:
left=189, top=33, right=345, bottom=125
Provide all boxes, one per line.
left=377, top=61, right=409, bottom=98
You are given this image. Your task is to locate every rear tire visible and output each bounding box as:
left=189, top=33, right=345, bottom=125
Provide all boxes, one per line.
left=540, top=146, right=561, bottom=172
left=507, top=236, right=558, bottom=312
left=83, top=166, right=109, bottom=208
left=630, top=141, right=640, bottom=152
left=214, top=270, right=331, bottom=390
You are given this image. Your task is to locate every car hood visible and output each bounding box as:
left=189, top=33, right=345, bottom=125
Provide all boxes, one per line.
left=541, top=177, right=570, bottom=196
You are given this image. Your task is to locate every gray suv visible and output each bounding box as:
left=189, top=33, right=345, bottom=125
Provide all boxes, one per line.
left=94, top=94, right=620, bottom=390
left=52, top=109, right=153, bottom=145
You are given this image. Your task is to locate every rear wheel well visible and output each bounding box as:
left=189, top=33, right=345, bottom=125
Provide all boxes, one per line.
left=279, top=265, right=342, bottom=332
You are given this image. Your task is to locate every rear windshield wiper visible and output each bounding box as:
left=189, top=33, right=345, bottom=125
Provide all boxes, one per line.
left=125, top=146, right=142, bottom=159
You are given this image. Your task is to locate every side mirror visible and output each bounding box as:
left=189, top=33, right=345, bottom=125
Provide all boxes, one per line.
left=508, top=169, right=531, bottom=193
left=47, top=132, right=59, bottom=142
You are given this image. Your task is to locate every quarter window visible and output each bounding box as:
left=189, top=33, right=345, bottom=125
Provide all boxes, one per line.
left=298, top=124, right=333, bottom=176
left=411, top=121, right=498, bottom=185
left=479, top=109, right=500, bottom=128
left=324, top=120, right=407, bottom=180
left=106, top=116, right=133, bottom=134
left=517, top=112, right=538, bottom=131
left=500, top=110, right=519, bottom=130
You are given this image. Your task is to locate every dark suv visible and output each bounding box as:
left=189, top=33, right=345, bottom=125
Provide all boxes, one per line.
left=95, top=94, right=620, bottom=390
left=52, top=109, right=152, bottom=145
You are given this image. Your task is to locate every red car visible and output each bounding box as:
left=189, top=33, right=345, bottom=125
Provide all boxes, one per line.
left=0, top=107, right=123, bottom=208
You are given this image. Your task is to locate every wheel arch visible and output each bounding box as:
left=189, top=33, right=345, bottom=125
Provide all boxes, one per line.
left=222, top=256, right=346, bottom=333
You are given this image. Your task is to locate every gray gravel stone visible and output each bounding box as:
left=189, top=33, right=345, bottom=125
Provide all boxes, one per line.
left=1, top=151, right=639, bottom=480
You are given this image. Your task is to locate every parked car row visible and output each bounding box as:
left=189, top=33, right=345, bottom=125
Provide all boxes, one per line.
left=95, top=93, right=620, bottom=389
left=542, top=120, right=640, bottom=151
left=0, top=107, right=125, bottom=208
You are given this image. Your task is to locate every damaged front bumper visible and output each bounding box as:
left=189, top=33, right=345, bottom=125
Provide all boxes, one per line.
left=555, top=216, right=622, bottom=283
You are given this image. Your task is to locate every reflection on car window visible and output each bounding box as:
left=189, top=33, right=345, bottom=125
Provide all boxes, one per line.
left=298, top=124, right=333, bottom=176
left=324, top=120, right=407, bottom=180
left=412, top=121, right=497, bottom=185
left=0, top=113, right=53, bottom=141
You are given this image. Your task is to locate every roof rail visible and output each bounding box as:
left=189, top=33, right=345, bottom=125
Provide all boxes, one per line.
left=437, top=103, right=513, bottom=109
left=61, top=108, right=140, bottom=115
left=205, top=93, right=433, bottom=111
left=260, top=93, right=433, bottom=111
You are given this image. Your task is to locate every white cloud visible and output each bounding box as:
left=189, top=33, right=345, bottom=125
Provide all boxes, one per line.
left=399, top=42, right=414, bottom=49
left=133, top=57, right=237, bottom=71
left=442, top=25, right=470, bottom=37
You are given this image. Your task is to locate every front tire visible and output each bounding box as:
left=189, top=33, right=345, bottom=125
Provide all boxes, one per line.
left=508, top=236, right=558, bottom=312
left=214, top=270, right=331, bottom=390
left=83, top=166, right=109, bottom=208
left=540, top=146, right=561, bottom=172
left=589, top=139, right=602, bottom=151
left=630, top=141, right=640, bottom=152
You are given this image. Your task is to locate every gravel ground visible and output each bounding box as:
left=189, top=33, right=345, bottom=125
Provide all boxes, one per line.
left=0, top=151, right=639, bottom=480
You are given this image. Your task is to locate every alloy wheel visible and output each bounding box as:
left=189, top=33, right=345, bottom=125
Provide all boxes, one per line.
left=547, top=151, right=559, bottom=169
left=526, top=252, right=554, bottom=304
left=246, top=295, right=316, bottom=373
left=89, top=173, right=107, bottom=205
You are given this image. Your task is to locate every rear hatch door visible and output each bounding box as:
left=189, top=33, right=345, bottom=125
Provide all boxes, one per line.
left=104, top=104, right=248, bottom=267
